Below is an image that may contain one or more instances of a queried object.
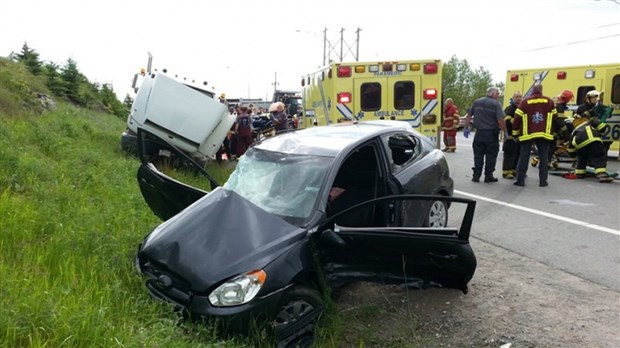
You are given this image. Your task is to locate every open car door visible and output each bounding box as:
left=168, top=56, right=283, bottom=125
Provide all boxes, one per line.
left=317, top=194, right=477, bottom=293
left=136, top=128, right=219, bottom=221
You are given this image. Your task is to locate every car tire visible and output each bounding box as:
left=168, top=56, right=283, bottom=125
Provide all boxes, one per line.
left=424, top=200, right=448, bottom=227
left=273, top=286, right=324, bottom=348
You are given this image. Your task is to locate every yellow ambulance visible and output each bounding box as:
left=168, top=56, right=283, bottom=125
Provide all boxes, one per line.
left=300, top=59, right=443, bottom=144
left=504, top=63, right=620, bottom=156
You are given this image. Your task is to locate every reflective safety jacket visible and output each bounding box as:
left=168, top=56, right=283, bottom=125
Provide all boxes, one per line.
left=512, top=92, right=559, bottom=141
left=566, top=118, right=608, bottom=157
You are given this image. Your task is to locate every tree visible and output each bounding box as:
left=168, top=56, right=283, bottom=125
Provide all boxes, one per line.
left=442, top=55, right=494, bottom=115
left=61, top=58, right=86, bottom=105
left=42, top=61, right=66, bottom=97
left=14, top=42, right=42, bottom=76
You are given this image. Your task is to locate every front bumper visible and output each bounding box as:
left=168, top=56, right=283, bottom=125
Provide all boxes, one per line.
left=120, top=129, right=138, bottom=155
left=138, top=257, right=288, bottom=335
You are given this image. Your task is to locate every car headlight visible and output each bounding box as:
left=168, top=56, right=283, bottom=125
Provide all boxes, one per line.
left=208, top=270, right=267, bottom=306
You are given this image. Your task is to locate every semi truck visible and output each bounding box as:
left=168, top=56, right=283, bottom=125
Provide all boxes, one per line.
left=120, top=71, right=235, bottom=165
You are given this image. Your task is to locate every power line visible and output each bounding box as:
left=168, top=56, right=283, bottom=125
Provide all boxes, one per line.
left=521, top=33, right=620, bottom=52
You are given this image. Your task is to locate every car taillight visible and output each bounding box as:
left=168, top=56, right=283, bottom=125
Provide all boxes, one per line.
left=423, top=63, right=438, bottom=74
left=337, top=92, right=352, bottom=103
left=423, top=88, right=437, bottom=100
left=510, top=74, right=519, bottom=82
left=337, top=66, right=352, bottom=77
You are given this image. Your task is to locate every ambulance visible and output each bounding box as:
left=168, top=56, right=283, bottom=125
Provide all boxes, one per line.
left=300, top=59, right=443, bottom=144
left=504, top=63, right=620, bottom=156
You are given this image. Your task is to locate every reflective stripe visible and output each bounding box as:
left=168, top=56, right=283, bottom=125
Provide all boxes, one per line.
left=574, top=126, right=602, bottom=149
left=336, top=103, right=354, bottom=120
left=422, top=99, right=438, bottom=115
left=516, top=106, right=554, bottom=141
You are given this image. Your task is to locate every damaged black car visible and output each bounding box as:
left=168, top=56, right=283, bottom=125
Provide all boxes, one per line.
left=134, top=121, right=477, bottom=347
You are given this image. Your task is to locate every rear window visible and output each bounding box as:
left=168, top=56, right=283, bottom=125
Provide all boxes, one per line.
left=394, top=81, right=414, bottom=110
left=361, top=83, right=381, bottom=111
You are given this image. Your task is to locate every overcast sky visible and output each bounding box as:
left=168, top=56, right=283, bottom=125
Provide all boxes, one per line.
left=1, top=0, right=619, bottom=101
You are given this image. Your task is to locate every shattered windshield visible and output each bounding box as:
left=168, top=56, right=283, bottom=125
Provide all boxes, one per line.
left=223, top=148, right=333, bottom=225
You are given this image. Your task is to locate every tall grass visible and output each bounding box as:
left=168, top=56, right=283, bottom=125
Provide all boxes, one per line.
left=0, top=105, right=253, bottom=347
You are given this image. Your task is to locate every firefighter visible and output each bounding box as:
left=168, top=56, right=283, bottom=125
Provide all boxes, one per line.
left=547, top=89, right=574, bottom=168
left=566, top=112, right=613, bottom=183
left=575, top=90, right=613, bottom=155
left=502, top=91, right=523, bottom=179
left=441, top=98, right=460, bottom=152
left=512, top=83, right=566, bottom=187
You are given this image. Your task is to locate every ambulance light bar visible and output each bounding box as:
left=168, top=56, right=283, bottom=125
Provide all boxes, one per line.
left=355, top=65, right=366, bottom=73
left=383, top=63, right=393, bottom=72
left=337, top=92, right=352, bottom=103
left=423, top=63, right=438, bottom=74
left=396, top=64, right=407, bottom=72
left=584, top=70, right=595, bottom=79
left=557, top=71, right=567, bottom=80
left=423, top=88, right=437, bottom=100
left=337, top=66, right=352, bottom=78
left=369, top=65, right=379, bottom=72
left=410, top=64, right=421, bottom=71
left=510, top=74, right=519, bottom=82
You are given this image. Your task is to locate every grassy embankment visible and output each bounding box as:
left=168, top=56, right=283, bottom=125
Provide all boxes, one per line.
left=0, top=57, right=256, bottom=347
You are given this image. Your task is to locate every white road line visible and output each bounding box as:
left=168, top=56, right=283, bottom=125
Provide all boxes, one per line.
left=455, top=190, right=620, bottom=237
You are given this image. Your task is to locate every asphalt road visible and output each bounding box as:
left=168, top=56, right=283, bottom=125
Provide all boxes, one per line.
left=444, top=131, right=620, bottom=291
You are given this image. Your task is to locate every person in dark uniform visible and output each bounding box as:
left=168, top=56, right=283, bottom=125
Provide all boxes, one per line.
left=566, top=113, right=613, bottom=183
left=502, top=90, right=522, bottom=179
left=575, top=90, right=612, bottom=156
left=463, top=87, right=507, bottom=183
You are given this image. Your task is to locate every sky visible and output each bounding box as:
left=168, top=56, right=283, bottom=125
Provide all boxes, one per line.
left=1, top=0, right=619, bottom=101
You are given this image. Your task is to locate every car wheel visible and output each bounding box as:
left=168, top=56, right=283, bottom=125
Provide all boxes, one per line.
left=273, top=286, right=323, bottom=348
left=424, top=200, right=448, bottom=227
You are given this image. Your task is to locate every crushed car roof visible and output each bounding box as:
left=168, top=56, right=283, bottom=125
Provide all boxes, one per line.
left=255, top=120, right=417, bottom=157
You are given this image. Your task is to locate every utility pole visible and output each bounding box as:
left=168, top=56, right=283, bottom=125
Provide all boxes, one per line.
left=322, top=27, right=361, bottom=64
left=340, top=28, right=345, bottom=63
left=355, top=28, right=361, bottom=61
left=272, top=72, right=279, bottom=93
left=322, top=27, right=328, bottom=66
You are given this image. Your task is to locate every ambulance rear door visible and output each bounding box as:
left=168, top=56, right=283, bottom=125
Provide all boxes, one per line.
left=353, top=76, right=419, bottom=123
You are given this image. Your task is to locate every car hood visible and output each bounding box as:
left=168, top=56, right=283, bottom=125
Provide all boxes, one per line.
left=138, top=187, right=305, bottom=292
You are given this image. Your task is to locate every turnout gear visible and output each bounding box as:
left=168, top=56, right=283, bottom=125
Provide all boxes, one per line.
left=567, top=118, right=612, bottom=183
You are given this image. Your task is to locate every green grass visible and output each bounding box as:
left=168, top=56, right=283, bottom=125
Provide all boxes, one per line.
left=0, top=104, right=255, bottom=347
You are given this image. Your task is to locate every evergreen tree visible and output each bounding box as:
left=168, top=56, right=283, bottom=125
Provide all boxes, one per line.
left=15, top=42, right=43, bottom=76
left=61, top=58, right=85, bottom=105
left=42, top=61, right=67, bottom=98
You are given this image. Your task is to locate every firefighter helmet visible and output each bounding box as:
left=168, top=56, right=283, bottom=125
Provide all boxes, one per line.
left=586, top=90, right=600, bottom=98
left=558, top=90, right=574, bottom=103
